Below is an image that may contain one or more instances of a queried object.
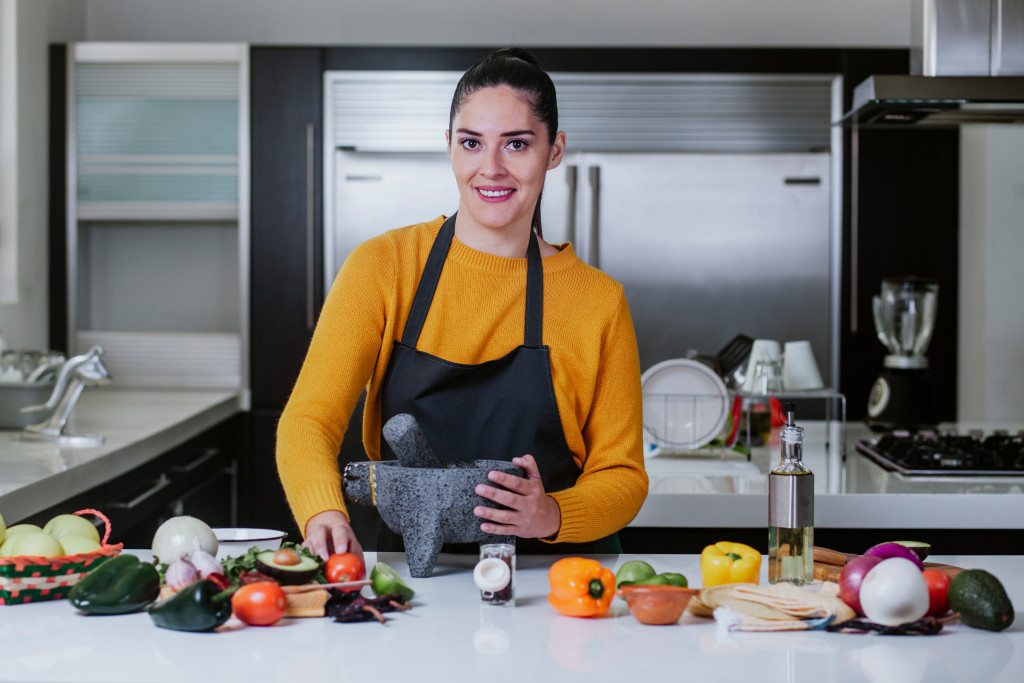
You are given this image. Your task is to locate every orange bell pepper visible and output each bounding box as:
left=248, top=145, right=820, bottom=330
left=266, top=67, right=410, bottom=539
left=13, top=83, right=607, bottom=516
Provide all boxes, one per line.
left=548, top=557, right=616, bottom=618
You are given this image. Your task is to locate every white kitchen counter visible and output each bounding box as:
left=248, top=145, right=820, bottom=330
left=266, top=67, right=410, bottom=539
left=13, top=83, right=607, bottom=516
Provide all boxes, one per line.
left=0, top=387, right=241, bottom=523
left=0, top=551, right=1020, bottom=682
left=635, top=421, right=1024, bottom=529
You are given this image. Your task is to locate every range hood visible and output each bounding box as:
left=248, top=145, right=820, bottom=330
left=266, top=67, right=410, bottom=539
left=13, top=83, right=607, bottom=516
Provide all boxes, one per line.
left=842, top=0, right=1024, bottom=127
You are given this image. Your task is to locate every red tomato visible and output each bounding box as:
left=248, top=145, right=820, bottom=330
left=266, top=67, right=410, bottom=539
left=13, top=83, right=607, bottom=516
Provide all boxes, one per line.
left=231, top=581, right=287, bottom=626
left=922, top=569, right=951, bottom=617
left=326, top=552, right=366, bottom=589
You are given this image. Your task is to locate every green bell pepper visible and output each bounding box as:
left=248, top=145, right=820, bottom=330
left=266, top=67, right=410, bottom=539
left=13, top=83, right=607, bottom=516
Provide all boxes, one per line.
left=148, top=579, right=235, bottom=632
left=68, top=553, right=161, bottom=615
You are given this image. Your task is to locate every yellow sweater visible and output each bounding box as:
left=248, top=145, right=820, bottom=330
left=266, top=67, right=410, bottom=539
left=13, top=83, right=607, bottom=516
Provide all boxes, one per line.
left=277, top=216, right=648, bottom=544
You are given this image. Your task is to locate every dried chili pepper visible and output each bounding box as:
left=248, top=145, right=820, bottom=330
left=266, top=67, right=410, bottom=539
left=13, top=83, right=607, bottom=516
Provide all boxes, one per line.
left=325, top=590, right=411, bottom=624
left=827, top=616, right=943, bottom=635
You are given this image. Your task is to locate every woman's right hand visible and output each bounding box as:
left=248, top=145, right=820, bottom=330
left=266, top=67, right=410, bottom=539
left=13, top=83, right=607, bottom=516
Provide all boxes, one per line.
left=302, top=510, right=364, bottom=564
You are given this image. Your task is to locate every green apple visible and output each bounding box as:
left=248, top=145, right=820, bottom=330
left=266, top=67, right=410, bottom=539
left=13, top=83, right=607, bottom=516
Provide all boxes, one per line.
left=56, top=534, right=101, bottom=555
left=0, top=536, right=17, bottom=556
left=2, top=531, right=64, bottom=557
left=43, top=514, right=100, bottom=545
left=0, top=510, right=5, bottom=545
left=4, top=524, right=43, bottom=536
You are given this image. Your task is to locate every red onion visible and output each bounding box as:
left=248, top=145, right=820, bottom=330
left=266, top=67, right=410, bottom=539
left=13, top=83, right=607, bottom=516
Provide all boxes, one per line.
left=863, top=542, right=925, bottom=570
left=190, top=547, right=224, bottom=578
left=839, top=554, right=883, bottom=616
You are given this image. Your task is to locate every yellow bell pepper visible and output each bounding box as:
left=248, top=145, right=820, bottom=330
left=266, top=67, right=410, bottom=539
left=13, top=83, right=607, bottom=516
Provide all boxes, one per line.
left=548, top=557, right=616, bottom=618
left=700, top=541, right=762, bottom=587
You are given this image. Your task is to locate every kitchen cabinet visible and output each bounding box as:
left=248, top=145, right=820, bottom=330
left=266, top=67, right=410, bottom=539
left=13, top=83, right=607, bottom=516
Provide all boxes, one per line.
left=52, top=43, right=250, bottom=391
left=19, top=416, right=240, bottom=548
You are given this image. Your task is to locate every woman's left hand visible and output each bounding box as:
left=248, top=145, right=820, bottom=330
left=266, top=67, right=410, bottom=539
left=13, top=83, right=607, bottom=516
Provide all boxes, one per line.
left=473, top=454, right=561, bottom=539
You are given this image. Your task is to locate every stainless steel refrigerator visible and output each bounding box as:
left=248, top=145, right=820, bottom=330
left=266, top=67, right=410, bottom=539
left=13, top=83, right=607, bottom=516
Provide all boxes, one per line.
left=329, top=149, right=833, bottom=378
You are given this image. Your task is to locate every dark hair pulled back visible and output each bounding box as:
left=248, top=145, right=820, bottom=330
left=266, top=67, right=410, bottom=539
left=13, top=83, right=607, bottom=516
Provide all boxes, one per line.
left=449, top=48, right=559, bottom=237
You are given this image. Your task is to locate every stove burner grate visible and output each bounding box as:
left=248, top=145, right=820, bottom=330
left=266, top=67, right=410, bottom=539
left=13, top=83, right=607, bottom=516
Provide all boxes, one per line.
left=857, top=429, right=1024, bottom=476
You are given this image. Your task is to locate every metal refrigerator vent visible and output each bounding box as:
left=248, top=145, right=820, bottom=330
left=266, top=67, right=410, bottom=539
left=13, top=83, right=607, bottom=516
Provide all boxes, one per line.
left=327, top=71, right=834, bottom=153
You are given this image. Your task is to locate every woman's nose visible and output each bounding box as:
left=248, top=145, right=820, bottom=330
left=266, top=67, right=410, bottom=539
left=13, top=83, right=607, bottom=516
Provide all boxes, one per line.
left=480, top=146, right=505, bottom=177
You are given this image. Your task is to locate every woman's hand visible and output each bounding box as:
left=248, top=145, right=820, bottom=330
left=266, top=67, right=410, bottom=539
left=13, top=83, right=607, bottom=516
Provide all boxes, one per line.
left=302, top=510, right=364, bottom=564
left=473, top=454, right=561, bottom=539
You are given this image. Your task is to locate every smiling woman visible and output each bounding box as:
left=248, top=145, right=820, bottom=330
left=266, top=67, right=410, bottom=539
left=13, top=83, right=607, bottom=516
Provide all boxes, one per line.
left=276, top=48, right=648, bottom=566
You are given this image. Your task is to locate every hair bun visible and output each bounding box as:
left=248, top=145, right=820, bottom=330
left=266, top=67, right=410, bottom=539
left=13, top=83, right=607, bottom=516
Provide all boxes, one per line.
left=490, top=47, right=539, bottom=68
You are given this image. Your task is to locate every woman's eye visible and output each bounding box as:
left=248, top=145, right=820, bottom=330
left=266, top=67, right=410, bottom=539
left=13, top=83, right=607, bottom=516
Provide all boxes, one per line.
left=460, top=138, right=480, bottom=150
left=507, top=139, right=528, bottom=151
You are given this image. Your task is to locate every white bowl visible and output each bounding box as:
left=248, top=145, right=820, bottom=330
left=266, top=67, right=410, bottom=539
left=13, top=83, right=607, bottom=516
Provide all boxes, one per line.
left=212, top=528, right=287, bottom=559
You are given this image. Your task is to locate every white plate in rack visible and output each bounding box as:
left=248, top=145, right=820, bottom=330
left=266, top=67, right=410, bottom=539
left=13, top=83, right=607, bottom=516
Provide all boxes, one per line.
left=640, top=358, right=730, bottom=456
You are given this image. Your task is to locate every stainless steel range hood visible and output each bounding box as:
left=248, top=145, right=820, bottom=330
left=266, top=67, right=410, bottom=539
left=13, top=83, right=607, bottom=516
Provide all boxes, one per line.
left=841, top=0, right=1024, bottom=127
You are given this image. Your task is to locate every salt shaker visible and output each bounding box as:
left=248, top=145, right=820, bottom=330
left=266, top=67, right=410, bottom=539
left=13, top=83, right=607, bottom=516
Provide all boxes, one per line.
left=474, top=543, right=515, bottom=606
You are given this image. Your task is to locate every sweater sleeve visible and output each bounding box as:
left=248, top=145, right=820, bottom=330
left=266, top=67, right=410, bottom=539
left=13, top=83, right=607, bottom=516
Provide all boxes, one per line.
left=548, top=289, right=648, bottom=543
left=276, top=236, right=394, bottom=536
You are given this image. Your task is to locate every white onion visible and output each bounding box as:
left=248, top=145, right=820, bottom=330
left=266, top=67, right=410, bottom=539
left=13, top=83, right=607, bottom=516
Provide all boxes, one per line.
left=859, top=558, right=930, bottom=627
left=151, top=516, right=218, bottom=563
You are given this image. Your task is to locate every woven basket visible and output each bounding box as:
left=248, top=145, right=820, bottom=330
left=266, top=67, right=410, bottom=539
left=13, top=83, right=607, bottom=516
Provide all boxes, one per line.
left=0, top=509, right=123, bottom=605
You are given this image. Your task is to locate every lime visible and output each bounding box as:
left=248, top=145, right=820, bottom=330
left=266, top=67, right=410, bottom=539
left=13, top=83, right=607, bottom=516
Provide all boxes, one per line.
left=659, top=572, right=688, bottom=588
left=370, top=562, right=415, bottom=601
left=615, top=560, right=657, bottom=588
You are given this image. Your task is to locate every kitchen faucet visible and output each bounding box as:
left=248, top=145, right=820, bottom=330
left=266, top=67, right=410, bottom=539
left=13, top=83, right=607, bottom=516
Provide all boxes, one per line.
left=17, top=345, right=111, bottom=447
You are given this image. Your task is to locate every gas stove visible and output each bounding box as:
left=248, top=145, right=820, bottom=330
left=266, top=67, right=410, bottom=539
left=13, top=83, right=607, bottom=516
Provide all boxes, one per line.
left=856, top=429, right=1024, bottom=476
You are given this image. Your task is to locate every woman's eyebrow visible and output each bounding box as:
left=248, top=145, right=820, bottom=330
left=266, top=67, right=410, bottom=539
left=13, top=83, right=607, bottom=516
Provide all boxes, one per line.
left=455, top=128, right=537, bottom=137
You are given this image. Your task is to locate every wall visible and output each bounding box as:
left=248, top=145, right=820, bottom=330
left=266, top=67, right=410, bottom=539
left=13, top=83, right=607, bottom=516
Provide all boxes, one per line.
left=78, top=0, right=913, bottom=47
left=0, top=0, right=83, bottom=349
left=959, top=126, right=1024, bottom=424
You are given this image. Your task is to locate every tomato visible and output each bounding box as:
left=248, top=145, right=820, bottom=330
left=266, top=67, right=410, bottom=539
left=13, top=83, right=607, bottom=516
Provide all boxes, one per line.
left=326, top=552, right=366, bottom=589
left=922, top=569, right=952, bottom=617
left=231, top=581, right=287, bottom=626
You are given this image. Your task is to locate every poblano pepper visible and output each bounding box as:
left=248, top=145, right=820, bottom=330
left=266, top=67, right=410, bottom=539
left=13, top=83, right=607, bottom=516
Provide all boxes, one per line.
left=148, top=578, right=235, bottom=632
left=68, top=553, right=161, bottom=615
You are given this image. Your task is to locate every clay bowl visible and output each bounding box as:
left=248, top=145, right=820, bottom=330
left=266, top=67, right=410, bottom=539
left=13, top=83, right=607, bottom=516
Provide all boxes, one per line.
left=617, top=584, right=698, bottom=625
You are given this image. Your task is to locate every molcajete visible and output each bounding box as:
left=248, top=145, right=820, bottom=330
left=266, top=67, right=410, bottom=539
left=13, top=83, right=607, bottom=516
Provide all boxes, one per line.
left=342, top=459, right=524, bottom=577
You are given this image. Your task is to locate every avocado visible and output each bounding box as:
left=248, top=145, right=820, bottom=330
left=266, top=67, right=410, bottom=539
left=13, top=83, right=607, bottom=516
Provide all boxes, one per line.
left=949, top=569, right=1015, bottom=632
left=254, top=549, right=320, bottom=585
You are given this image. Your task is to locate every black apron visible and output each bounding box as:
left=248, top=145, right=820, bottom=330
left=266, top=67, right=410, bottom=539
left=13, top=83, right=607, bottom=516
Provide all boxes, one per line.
left=376, top=214, right=620, bottom=554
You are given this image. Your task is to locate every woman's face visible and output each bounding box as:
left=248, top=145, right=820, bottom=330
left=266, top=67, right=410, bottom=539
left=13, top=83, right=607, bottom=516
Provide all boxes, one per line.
left=447, top=85, right=565, bottom=238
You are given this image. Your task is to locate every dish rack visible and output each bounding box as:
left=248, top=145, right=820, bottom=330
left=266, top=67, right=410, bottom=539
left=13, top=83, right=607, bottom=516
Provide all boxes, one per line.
left=642, top=391, right=732, bottom=457
left=643, top=389, right=847, bottom=462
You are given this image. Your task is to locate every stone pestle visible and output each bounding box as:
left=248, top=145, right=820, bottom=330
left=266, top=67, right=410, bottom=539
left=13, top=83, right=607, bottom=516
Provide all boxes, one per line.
left=382, top=413, right=446, bottom=468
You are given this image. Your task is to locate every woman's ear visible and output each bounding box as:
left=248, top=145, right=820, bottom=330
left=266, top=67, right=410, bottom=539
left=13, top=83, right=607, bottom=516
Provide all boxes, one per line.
left=445, top=129, right=452, bottom=160
left=548, top=131, right=567, bottom=170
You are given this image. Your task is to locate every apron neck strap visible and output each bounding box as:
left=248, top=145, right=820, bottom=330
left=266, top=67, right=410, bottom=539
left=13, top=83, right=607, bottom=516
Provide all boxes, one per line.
left=401, top=213, right=544, bottom=348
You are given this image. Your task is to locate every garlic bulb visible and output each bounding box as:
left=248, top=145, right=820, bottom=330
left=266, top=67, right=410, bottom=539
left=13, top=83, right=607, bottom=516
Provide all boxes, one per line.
left=166, top=553, right=200, bottom=590
left=190, top=547, right=224, bottom=578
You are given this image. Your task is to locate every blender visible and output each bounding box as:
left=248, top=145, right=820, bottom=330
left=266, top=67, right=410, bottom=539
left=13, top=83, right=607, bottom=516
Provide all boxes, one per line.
left=866, top=277, right=939, bottom=432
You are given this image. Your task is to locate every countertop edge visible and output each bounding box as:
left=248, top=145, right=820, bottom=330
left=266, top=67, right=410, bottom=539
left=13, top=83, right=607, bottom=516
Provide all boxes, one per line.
left=1, top=389, right=241, bottom=522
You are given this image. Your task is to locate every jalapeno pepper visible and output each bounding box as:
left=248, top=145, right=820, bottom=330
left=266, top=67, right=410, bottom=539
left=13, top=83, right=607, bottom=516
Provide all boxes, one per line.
left=147, top=578, right=235, bottom=632
left=68, top=553, right=161, bottom=615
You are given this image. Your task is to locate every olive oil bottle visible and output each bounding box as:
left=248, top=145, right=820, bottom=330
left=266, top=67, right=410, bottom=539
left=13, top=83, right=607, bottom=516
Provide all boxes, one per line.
left=768, top=402, right=814, bottom=585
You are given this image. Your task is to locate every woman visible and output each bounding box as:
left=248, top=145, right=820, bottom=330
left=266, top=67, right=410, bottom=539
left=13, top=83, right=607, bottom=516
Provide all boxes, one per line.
left=277, top=48, right=647, bottom=562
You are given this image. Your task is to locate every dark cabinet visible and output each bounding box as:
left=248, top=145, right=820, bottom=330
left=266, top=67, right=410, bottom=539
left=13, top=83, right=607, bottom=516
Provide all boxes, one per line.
left=250, top=47, right=325, bottom=408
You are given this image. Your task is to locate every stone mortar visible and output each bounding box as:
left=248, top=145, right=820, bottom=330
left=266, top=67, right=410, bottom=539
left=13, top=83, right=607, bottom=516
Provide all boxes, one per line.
left=342, top=459, right=524, bottom=577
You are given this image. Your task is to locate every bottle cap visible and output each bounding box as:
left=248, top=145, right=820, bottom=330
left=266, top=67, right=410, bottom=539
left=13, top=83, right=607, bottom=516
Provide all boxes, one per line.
left=473, top=557, right=511, bottom=592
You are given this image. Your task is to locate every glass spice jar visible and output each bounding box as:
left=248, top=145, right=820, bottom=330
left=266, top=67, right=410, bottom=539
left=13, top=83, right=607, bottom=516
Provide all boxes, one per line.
left=474, top=543, right=515, bottom=606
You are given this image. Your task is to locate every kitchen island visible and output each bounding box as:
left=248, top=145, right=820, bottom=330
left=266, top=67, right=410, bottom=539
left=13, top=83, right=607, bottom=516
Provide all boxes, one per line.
left=636, top=421, right=1024, bottom=534
left=0, top=551, right=1020, bottom=682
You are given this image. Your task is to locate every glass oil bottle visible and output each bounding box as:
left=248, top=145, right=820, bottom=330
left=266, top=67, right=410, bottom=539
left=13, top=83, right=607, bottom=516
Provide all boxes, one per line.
left=768, top=402, right=814, bottom=585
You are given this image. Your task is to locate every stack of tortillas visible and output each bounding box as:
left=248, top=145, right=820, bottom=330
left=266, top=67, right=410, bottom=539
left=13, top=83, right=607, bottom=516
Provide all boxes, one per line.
left=688, top=582, right=856, bottom=632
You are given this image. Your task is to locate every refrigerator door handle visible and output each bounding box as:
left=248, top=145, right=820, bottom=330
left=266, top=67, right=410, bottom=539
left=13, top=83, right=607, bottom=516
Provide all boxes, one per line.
left=588, top=165, right=601, bottom=268
left=565, top=165, right=578, bottom=246
left=305, top=122, right=316, bottom=331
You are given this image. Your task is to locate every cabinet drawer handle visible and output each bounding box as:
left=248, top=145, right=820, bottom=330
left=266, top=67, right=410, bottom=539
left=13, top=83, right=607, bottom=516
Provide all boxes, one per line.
left=170, top=447, right=221, bottom=474
left=108, top=474, right=172, bottom=510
